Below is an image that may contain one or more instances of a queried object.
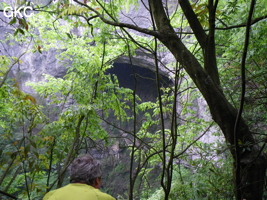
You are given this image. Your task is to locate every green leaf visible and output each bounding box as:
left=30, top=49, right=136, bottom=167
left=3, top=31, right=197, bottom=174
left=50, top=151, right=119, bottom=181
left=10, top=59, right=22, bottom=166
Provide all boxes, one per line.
left=32, top=148, right=39, bottom=158
left=17, top=28, right=25, bottom=35
left=24, top=144, right=31, bottom=155
left=66, top=32, right=72, bottom=39
left=9, top=17, right=17, bottom=25
left=10, top=151, right=18, bottom=159
left=29, top=138, right=37, bottom=149
left=14, top=29, right=19, bottom=36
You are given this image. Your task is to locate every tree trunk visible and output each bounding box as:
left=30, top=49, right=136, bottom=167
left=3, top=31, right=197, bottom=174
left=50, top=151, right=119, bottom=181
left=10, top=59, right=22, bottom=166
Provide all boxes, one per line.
left=149, top=0, right=267, bottom=199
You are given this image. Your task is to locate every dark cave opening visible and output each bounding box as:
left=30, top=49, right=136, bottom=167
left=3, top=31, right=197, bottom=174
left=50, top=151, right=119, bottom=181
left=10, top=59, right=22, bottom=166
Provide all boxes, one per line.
left=106, top=63, right=173, bottom=102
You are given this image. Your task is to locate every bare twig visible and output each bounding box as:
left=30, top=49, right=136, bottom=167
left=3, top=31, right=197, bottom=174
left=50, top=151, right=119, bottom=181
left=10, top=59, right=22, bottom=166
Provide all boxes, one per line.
left=0, top=51, right=27, bottom=88
left=234, top=0, right=256, bottom=199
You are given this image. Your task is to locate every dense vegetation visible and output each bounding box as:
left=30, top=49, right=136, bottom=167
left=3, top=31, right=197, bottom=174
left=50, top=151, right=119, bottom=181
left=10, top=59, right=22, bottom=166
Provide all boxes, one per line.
left=0, top=0, right=267, bottom=199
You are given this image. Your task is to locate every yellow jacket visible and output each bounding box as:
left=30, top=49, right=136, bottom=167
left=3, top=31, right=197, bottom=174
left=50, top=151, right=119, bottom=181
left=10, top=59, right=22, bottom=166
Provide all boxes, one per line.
left=43, top=183, right=116, bottom=200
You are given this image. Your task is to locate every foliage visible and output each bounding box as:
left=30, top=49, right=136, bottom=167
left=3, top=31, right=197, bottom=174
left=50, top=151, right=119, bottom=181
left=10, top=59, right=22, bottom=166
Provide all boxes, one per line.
left=147, top=153, right=234, bottom=200
left=0, top=0, right=267, bottom=199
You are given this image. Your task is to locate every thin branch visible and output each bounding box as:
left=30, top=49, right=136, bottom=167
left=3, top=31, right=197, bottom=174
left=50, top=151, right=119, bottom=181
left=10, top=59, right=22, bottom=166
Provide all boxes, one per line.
left=4, top=166, right=22, bottom=193
left=178, top=0, right=207, bottom=49
left=127, top=38, right=138, bottom=200
left=56, top=114, right=85, bottom=188
left=0, top=51, right=27, bottom=88
left=233, top=0, right=256, bottom=199
left=46, top=139, right=56, bottom=192
left=0, top=190, right=18, bottom=200
left=216, top=14, right=267, bottom=30
left=73, top=0, right=160, bottom=37
left=173, top=122, right=214, bottom=158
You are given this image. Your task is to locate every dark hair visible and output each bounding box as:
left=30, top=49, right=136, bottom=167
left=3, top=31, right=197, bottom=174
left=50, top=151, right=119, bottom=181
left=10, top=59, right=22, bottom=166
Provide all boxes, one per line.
left=70, top=154, right=102, bottom=185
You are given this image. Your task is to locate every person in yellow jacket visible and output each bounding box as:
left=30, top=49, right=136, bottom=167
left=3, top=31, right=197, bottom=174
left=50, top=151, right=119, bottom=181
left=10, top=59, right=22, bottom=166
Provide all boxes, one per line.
left=43, top=154, right=116, bottom=200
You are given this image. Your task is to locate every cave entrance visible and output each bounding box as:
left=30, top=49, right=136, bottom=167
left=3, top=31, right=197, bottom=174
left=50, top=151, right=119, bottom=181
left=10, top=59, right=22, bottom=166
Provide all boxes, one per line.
left=106, top=63, right=173, bottom=102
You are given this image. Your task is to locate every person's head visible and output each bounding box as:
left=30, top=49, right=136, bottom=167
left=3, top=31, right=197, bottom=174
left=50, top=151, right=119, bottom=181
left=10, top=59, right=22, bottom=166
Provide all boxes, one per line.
left=70, top=154, right=102, bottom=189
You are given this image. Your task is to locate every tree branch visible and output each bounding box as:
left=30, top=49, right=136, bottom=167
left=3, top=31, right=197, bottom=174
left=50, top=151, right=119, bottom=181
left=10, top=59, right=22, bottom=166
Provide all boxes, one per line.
left=178, top=0, right=207, bottom=49
left=216, top=14, right=267, bottom=30
left=0, top=190, right=17, bottom=199
left=174, top=123, right=214, bottom=158
left=0, top=52, right=27, bottom=88
left=203, top=0, right=221, bottom=86
left=234, top=0, right=256, bottom=199
left=73, top=0, right=160, bottom=37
